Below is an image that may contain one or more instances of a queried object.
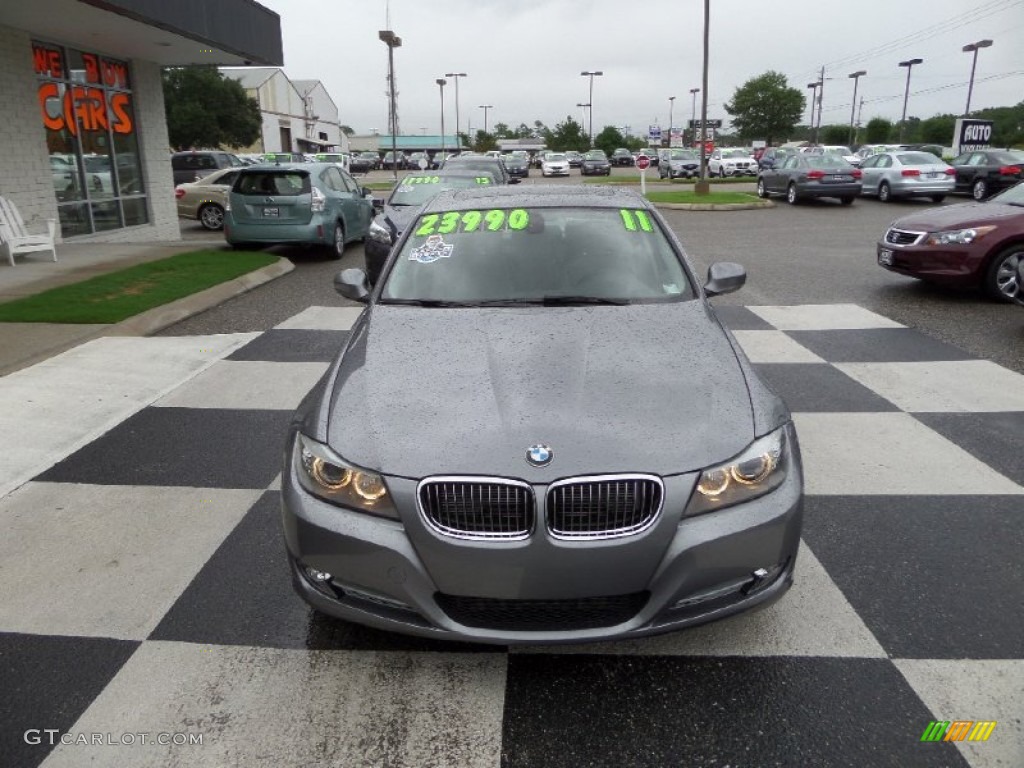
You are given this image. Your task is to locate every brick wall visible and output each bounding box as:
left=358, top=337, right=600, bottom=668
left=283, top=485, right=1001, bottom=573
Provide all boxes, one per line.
left=0, top=24, right=180, bottom=245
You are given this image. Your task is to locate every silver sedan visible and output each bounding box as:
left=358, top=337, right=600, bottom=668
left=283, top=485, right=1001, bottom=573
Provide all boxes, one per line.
left=858, top=151, right=955, bottom=203
left=281, top=186, right=804, bottom=645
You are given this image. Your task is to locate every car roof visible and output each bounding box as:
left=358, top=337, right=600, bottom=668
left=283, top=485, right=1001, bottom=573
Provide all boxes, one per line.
left=418, top=185, right=648, bottom=214
left=238, top=161, right=334, bottom=172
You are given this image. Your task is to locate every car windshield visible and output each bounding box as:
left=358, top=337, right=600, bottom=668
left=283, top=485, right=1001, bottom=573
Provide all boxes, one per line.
left=584, top=152, right=606, bottom=160
left=359, top=153, right=377, bottom=158
left=989, top=182, right=1024, bottom=206
left=546, top=154, right=567, bottom=162
left=806, top=156, right=852, bottom=169
left=826, top=146, right=853, bottom=155
left=388, top=174, right=494, bottom=206
left=380, top=206, right=694, bottom=304
left=670, top=150, right=696, bottom=160
left=897, top=152, right=943, bottom=165
left=235, top=171, right=310, bottom=195
left=722, top=149, right=748, bottom=158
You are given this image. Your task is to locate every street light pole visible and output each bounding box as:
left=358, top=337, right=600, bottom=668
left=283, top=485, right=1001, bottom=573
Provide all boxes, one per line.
left=378, top=29, right=402, bottom=183
left=581, top=71, right=603, bottom=147
left=847, top=70, right=866, bottom=146
left=444, top=72, right=467, bottom=149
left=696, top=0, right=710, bottom=194
left=668, top=96, right=675, bottom=146
left=478, top=105, right=493, bottom=135
left=806, top=82, right=819, bottom=141
left=689, top=87, right=699, bottom=146
left=898, top=58, right=923, bottom=143
left=436, top=78, right=446, bottom=160
left=962, top=39, right=993, bottom=116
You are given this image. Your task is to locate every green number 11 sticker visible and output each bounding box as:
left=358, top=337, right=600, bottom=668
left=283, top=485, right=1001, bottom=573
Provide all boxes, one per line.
left=620, top=209, right=654, bottom=232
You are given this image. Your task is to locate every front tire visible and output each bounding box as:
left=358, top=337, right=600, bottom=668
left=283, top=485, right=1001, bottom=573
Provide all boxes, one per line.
left=786, top=183, right=799, bottom=205
left=984, top=244, right=1023, bottom=302
left=756, top=178, right=767, bottom=198
left=840, top=196, right=854, bottom=206
left=931, top=195, right=946, bottom=204
left=198, top=203, right=225, bottom=231
left=878, top=181, right=892, bottom=203
left=972, top=179, right=988, bottom=201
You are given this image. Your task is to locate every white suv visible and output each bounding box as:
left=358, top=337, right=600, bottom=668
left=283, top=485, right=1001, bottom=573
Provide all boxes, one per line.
left=708, top=148, right=757, bottom=177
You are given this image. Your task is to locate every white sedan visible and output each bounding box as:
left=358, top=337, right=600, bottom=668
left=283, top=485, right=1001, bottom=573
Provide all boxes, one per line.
left=541, top=153, right=571, bottom=177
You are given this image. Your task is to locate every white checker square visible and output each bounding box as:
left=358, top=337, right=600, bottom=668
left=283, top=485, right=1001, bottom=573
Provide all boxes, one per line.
left=273, top=306, right=363, bottom=331
left=793, top=412, right=1024, bottom=495
left=731, top=330, right=826, bottom=364
left=154, top=360, right=329, bottom=410
left=0, top=483, right=259, bottom=640
left=837, top=361, right=1024, bottom=413
left=513, top=543, right=886, bottom=658
left=39, top=643, right=507, bottom=768
left=896, top=659, right=1024, bottom=768
left=750, top=304, right=905, bottom=331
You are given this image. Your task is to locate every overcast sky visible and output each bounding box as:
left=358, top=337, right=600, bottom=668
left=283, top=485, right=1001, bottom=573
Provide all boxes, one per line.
left=256, top=0, right=1024, bottom=138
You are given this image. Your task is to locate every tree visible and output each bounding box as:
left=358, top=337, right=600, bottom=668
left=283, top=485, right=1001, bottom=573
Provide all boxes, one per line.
left=492, top=122, right=510, bottom=138
left=340, top=125, right=355, bottom=136
left=865, top=117, right=894, bottom=143
left=821, top=124, right=851, bottom=145
left=723, top=71, right=805, bottom=145
left=473, top=130, right=497, bottom=152
left=548, top=116, right=589, bottom=151
left=594, top=125, right=626, bottom=158
left=920, top=115, right=956, bottom=145
left=163, top=66, right=262, bottom=150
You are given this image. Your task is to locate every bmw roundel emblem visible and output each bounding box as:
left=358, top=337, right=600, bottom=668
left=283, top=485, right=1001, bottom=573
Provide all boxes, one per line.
left=526, top=444, right=553, bottom=467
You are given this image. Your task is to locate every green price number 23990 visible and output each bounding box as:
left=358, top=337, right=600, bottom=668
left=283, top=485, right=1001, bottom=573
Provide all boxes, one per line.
left=414, top=209, right=530, bottom=237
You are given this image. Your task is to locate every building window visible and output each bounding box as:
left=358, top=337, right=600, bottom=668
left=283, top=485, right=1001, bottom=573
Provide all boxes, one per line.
left=33, top=40, right=148, bottom=237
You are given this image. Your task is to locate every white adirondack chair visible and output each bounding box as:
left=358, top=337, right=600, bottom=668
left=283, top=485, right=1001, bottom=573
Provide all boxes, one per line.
left=0, top=196, right=58, bottom=267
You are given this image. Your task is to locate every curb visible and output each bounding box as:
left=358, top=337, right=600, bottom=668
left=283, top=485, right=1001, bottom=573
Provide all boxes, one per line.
left=0, top=257, right=294, bottom=376
left=105, top=256, right=294, bottom=336
left=654, top=200, right=774, bottom=211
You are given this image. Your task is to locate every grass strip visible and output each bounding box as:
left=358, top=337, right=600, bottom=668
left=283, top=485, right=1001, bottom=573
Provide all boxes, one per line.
left=0, top=249, right=278, bottom=324
left=644, top=190, right=762, bottom=205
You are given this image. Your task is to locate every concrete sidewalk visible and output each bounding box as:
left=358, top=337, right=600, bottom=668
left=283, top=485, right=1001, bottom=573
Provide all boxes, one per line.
left=0, top=241, right=291, bottom=376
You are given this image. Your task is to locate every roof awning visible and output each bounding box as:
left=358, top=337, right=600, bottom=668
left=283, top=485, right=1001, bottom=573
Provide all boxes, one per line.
left=297, top=137, right=333, bottom=147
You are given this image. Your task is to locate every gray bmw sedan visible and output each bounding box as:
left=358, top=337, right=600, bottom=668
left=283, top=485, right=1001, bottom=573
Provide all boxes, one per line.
left=282, top=186, right=804, bottom=644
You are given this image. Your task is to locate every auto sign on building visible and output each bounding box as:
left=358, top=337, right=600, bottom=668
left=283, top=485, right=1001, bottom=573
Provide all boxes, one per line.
left=953, top=118, right=994, bottom=155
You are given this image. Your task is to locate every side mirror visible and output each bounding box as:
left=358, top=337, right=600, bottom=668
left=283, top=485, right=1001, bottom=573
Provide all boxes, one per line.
left=334, top=268, right=371, bottom=303
left=704, top=262, right=746, bottom=297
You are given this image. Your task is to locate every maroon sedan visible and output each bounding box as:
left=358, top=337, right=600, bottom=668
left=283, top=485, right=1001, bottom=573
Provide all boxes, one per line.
left=876, top=181, right=1024, bottom=301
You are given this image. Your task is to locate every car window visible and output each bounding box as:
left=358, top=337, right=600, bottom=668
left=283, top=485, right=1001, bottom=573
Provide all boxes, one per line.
left=951, top=153, right=970, bottom=165
left=781, top=156, right=798, bottom=169
left=807, top=156, right=851, bottom=169
left=876, top=155, right=892, bottom=168
left=339, top=170, right=360, bottom=193
left=859, top=155, right=878, bottom=168
left=214, top=171, right=238, bottom=186
left=320, top=167, right=343, bottom=191
left=968, top=154, right=987, bottom=167
left=546, top=154, right=567, bottom=162
left=381, top=206, right=694, bottom=303
left=897, top=153, right=942, bottom=165
left=235, top=171, right=311, bottom=196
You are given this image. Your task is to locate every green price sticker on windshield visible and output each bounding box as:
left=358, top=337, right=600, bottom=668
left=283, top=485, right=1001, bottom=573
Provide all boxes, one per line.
left=402, top=176, right=441, bottom=185
left=414, top=209, right=529, bottom=237
left=619, top=209, right=654, bottom=232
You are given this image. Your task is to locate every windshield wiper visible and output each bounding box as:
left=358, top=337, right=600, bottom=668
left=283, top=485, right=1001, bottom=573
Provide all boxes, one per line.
left=541, top=295, right=631, bottom=305
left=378, top=298, right=483, bottom=307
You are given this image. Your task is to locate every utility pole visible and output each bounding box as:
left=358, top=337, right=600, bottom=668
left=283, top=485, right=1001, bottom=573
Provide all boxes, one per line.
left=815, top=66, right=825, bottom=145
left=696, top=0, right=710, bottom=194
left=847, top=70, right=866, bottom=146
left=854, top=97, right=864, bottom=145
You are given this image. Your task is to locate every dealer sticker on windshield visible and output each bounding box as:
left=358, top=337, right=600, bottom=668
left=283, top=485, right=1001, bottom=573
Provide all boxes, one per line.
left=408, top=235, right=454, bottom=264
left=414, top=209, right=530, bottom=237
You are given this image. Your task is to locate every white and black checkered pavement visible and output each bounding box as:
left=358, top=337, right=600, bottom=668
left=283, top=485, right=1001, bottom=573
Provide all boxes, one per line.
left=1, top=303, right=1021, bottom=768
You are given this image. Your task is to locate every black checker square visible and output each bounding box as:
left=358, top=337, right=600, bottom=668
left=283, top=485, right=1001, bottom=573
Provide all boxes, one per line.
left=710, top=304, right=775, bottom=331
left=914, top=411, right=1024, bottom=487
left=753, top=362, right=900, bottom=412
left=227, top=329, right=348, bottom=362
left=802, top=495, right=1024, bottom=659
left=500, top=655, right=967, bottom=768
left=36, top=407, right=293, bottom=489
left=786, top=328, right=975, bottom=363
left=150, top=491, right=495, bottom=653
left=0, top=633, right=139, bottom=768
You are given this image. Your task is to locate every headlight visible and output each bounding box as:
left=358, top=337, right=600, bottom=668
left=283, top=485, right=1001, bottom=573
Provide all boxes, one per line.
left=684, top=427, right=788, bottom=517
left=367, top=218, right=392, bottom=244
left=923, top=225, right=996, bottom=246
left=293, top=433, right=398, bottom=520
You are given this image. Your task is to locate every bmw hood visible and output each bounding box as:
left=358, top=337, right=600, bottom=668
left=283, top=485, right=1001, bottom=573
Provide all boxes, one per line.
left=325, top=302, right=755, bottom=481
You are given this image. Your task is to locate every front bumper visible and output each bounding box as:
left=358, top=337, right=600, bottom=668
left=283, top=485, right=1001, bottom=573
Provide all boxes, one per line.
left=281, top=428, right=804, bottom=645
left=876, top=240, right=982, bottom=285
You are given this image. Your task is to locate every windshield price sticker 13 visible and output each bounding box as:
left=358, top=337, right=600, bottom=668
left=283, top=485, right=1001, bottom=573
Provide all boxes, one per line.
left=620, top=209, right=654, bottom=232
left=402, top=176, right=491, bottom=186
left=414, top=209, right=530, bottom=237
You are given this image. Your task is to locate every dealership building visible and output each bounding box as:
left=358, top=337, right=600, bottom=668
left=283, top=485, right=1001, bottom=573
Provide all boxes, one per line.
left=0, top=0, right=282, bottom=245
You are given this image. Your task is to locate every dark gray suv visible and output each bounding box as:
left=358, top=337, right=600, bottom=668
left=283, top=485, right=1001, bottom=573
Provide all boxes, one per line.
left=171, top=150, right=244, bottom=186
